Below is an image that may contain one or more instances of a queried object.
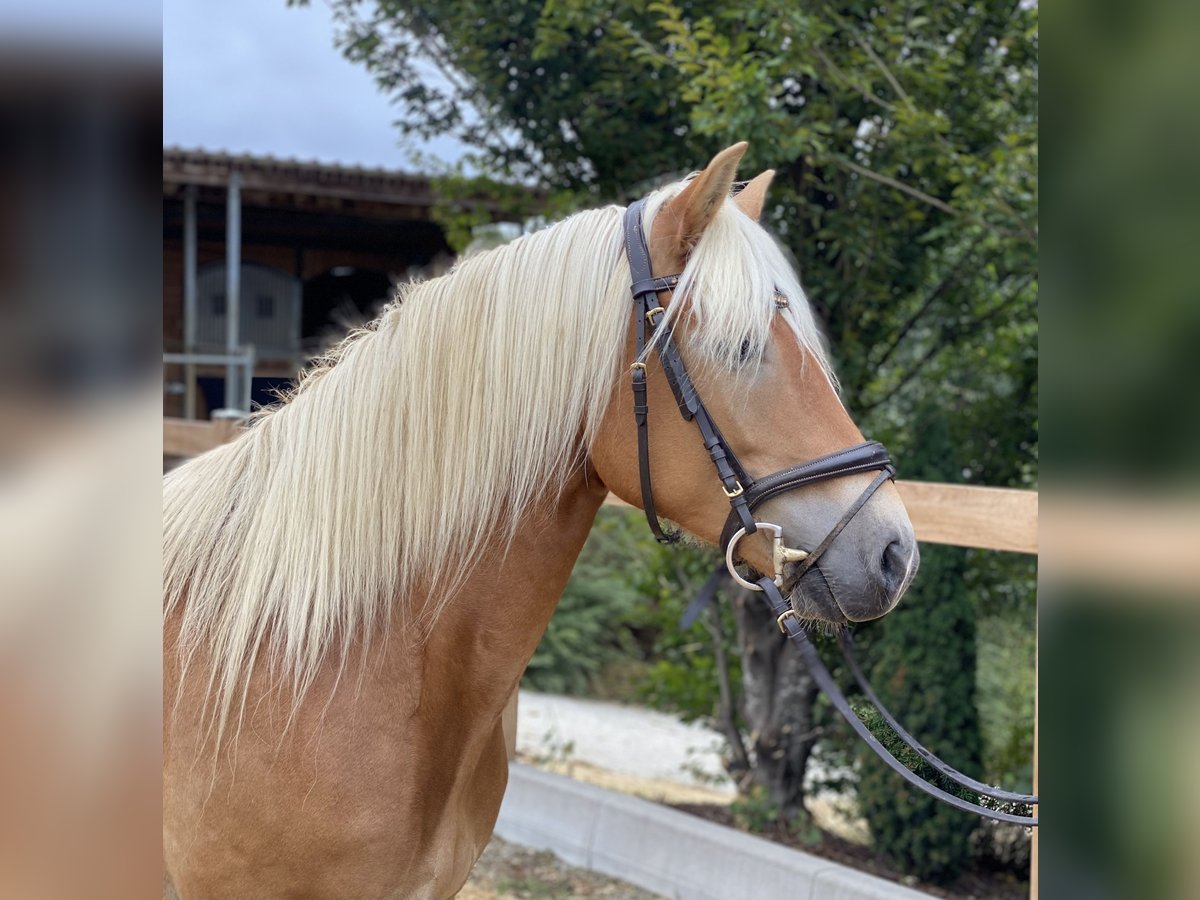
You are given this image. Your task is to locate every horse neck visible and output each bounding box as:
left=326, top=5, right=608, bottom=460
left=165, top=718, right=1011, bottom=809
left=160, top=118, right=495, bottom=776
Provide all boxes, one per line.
left=415, top=465, right=609, bottom=712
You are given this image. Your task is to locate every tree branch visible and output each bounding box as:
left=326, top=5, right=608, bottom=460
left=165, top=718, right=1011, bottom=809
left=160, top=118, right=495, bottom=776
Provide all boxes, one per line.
left=706, top=598, right=751, bottom=778
left=829, top=155, right=1037, bottom=246
left=824, top=7, right=915, bottom=111
left=812, top=45, right=889, bottom=109
left=870, top=233, right=989, bottom=371
left=859, top=273, right=1035, bottom=413
left=831, top=155, right=961, bottom=218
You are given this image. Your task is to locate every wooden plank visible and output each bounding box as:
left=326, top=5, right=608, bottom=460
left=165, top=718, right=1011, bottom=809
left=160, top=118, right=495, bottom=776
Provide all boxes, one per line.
left=1043, top=496, right=1200, bottom=593
left=895, top=481, right=1038, bottom=555
left=604, top=481, right=1039, bottom=555
left=164, top=419, right=224, bottom=457
left=163, top=417, right=242, bottom=457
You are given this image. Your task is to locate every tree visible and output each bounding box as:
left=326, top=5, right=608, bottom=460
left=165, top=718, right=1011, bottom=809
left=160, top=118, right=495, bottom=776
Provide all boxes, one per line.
left=309, top=0, right=1038, bottom=881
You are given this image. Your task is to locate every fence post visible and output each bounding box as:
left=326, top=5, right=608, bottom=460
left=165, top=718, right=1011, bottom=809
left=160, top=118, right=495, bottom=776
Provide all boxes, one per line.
left=1031, top=637, right=1038, bottom=900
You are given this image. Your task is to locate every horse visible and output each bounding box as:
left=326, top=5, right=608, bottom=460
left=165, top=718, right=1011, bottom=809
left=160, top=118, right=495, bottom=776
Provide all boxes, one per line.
left=163, top=141, right=918, bottom=899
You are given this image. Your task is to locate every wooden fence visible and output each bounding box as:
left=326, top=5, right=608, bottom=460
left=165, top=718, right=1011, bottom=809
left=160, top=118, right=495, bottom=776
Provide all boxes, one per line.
left=164, top=415, right=1038, bottom=897
left=165, top=417, right=1037, bottom=554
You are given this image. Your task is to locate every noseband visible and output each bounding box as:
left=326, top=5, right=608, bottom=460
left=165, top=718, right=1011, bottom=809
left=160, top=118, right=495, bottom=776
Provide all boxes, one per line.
left=622, top=197, right=1037, bottom=827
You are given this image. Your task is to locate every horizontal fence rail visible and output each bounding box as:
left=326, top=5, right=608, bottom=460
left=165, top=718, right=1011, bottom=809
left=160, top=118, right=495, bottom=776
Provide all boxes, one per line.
left=164, top=417, right=244, bottom=458
left=165, top=417, right=1038, bottom=555
left=893, top=481, right=1036, bottom=554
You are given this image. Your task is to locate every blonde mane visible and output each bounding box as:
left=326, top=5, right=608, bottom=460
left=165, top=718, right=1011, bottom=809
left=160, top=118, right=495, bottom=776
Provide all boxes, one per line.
left=163, top=181, right=832, bottom=744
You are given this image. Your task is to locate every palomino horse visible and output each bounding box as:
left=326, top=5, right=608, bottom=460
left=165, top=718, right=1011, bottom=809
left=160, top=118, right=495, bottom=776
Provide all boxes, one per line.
left=163, top=142, right=918, bottom=899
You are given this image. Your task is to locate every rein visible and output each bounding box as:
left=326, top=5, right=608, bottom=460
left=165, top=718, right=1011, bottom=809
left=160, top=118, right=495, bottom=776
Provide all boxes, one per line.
left=622, top=197, right=1038, bottom=827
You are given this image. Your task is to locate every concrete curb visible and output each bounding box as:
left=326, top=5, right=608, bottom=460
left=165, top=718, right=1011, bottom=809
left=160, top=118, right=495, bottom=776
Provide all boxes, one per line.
left=495, top=763, right=934, bottom=900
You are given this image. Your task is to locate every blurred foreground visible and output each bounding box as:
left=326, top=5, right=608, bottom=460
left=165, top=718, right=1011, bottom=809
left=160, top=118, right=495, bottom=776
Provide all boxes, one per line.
left=0, top=22, right=161, bottom=900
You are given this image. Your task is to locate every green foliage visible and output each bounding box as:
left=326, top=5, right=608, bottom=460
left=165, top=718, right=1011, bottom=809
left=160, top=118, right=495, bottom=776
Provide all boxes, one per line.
left=523, top=509, right=643, bottom=695
left=523, top=571, right=631, bottom=695
left=730, top=785, right=822, bottom=844
left=976, top=613, right=1036, bottom=791
left=427, top=172, right=577, bottom=253
left=624, top=537, right=736, bottom=723
left=730, top=785, right=782, bottom=834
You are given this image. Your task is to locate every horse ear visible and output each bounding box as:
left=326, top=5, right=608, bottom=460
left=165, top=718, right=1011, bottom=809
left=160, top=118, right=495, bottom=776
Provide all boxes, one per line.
left=665, top=141, right=748, bottom=252
left=733, top=169, right=776, bottom=221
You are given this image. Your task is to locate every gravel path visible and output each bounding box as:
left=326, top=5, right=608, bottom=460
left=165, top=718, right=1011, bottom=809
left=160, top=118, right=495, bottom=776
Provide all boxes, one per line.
left=513, top=689, right=864, bottom=842
left=515, top=690, right=734, bottom=795
left=460, top=837, right=661, bottom=899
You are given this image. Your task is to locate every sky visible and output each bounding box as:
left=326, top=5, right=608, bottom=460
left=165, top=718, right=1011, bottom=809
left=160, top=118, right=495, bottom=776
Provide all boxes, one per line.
left=164, top=0, right=467, bottom=170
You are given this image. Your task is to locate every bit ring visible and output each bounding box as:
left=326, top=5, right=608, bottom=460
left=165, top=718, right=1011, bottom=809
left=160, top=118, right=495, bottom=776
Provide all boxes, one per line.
left=725, top=523, right=783, bottom=590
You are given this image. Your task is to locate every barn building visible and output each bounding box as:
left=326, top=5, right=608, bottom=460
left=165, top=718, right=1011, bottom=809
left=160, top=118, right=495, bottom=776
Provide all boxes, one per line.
left=162, top=148, right=461, bottom=419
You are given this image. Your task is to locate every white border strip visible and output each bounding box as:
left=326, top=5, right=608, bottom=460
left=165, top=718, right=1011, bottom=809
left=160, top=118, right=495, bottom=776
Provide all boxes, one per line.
left=495, top=763, right=935, bottom=900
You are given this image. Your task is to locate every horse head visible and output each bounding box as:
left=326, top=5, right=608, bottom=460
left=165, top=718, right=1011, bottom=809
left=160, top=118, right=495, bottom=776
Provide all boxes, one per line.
left=591, top=142, right=918, bottom=624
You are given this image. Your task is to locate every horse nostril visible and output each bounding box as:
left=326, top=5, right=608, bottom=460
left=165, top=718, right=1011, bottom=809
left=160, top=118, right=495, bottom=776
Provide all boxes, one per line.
left=880, top=539, right=908, bottom=595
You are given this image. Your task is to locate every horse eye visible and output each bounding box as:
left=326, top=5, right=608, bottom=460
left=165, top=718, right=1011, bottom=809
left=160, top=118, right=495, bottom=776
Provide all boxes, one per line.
left=737, top=339, right=754, bottom=363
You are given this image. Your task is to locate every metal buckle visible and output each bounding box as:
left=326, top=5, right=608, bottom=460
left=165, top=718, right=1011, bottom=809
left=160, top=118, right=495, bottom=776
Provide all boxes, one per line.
left=722, top=480, right=744, bottom=498
left=725, top=522, right=810, bottom=591
left=630, top=361, right=646, bottom=373
left=645, top=306, right=665, bottom=324
left=776, top=609, right=800, bottom=634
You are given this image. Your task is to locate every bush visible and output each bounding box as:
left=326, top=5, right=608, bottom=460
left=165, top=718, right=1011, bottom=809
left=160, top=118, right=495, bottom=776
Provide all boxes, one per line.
left=976, top=612, right=1036, bottom=792
left=522, top=509, right=644, bottom=695
left=855, top=542, right=982, bottom=884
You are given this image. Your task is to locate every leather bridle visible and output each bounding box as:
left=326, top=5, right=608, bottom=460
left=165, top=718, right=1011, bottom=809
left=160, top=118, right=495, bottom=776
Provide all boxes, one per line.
left=622, top=197, right=1038, bottom=827
left=625, top=197, right=895, bottom=574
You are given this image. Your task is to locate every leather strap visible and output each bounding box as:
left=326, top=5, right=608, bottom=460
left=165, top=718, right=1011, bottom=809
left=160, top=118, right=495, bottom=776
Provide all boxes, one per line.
left=837, top=630, right=1039, bottom=806
left=757, top=576, right=1038, bottom=827
left=719, top=442, right=895, bottom=554
left=625, top=198, right=755, bottom=542
left=786, top=467, right=893, bottom=579
left=628, top=199, right=678, bottom=543
left=679, top=565, right=727, bottom=631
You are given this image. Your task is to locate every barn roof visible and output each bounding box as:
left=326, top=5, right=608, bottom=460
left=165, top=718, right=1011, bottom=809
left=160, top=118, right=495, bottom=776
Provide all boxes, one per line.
left=163, top=147, right=437, bottom=210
